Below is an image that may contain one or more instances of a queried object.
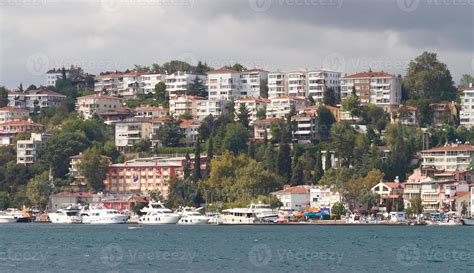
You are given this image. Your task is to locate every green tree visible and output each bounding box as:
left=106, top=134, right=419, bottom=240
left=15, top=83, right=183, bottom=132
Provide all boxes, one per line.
left=205, top=138, right=213, bottom=176
left=260, top=79, right=269, bottom=98
left=317, top=106, right=336, bottom=141
left=184, top=153, right=191, bottom=179
left=222, top=123, right=248, bottom=154
left=0, top=191, right=9, bottom=209
left=409, top=195, right=423, bottom=215
left=26, top=84, right=37, bottom=91
left=256, top=108, right=266, bottom=120
left=193, top=138, right=202, bottom=181
left=167, top=177, right=200, bottom=208
left=277, top=142, right=292, bottom=180
left=264, top=143, right=275, bottom=172
left=0, top=86, right=8, bottom=107
left=330, top=122, right=357, bottom=167
left=331, top=202, right=346, bottom=219
left=180, top=112, right=193, bottom=120
left=341, top=96, right=361, bottom=119
left=290, top=157, right=304, bottom=185
left=403, top=51, right=456, bottom=101
left=247, top=140, right=255, bottom=159
left=459, top=74, right=474, bottom=89
left=156, top=119, right=184, bottom=147
left=154, top=82, right=169, bottom=107
left=79, top=147, right=109, bottom=192
left=237, top=103, right=251, bottom=129
left=323, top=87, right=337, bottom=106
left=26, top=172, right=52, bottom=210
left=324, top=151, right=332, bottom=170
left=132, top=139, right=152, bottom=153
left=188, top=78, right=207, bottom=97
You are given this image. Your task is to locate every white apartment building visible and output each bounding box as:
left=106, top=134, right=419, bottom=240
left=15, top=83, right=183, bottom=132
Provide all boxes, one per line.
left=272, top=185, right=311, bottom=211
left=0, top=120, right=44, bottom=145
left=115, top=117, right=153, bottom=150
left=421, top=144, right=474, bottom=171
left=0, top=107, right=29, bottom=122
left=287, top=71, right=307, bottom=97
left=460, top=84, right=474, bottom=128
left=94, top=72, right=123, bottom=95
left=307, top=70, right=341, bottom=102
left=341, top=71, right=401, bottom=108
left=8, top=89, right=66, bottom=111
left=268, top=72, right=287, bottom=98
left=291, top=112, right=318, bottom=143
left=169, top=95, right=205, bottom=118
left=196, top=99, right=228, bottom=120
left=235, top=98, right=269, bottom=124
left=266, top=96, right=306, bottom=119
left=165, top=72, right=206, bottom=98
left=134, top=106, right=168, bottom=119
left=76, top=94, right=122, bottom=119
left=253, top=118, right=278, bottom=140
left=119, top=72, right=143, bottom=98
left=16, top=133, right=50, bottom=164
left=207, top=68, right=241, bottom=101
left=141, top=73, right=165, bottom=94
left=46, top=68, right=69, bottom=87
left=239, top=69, right=268, bottom=98
left=310, top=186, right=341, bottom=214
left=179, top=119, right=202, bottom=145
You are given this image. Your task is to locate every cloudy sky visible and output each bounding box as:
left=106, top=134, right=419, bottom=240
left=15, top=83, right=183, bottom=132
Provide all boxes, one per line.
left=0, top=0, right=472, bottom=88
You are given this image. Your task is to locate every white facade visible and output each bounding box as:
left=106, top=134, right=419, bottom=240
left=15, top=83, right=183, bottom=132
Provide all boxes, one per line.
left=141, top=73, right=165, bottom=94
left=94, top=72, right=123, bottom=95
left=207, top=68, right=241, bottom=101
left=421, top=144, right=474, bottom=171
left=17, top=133, right=49, bottom=165
left=196, top=99, right=228, bottom=120
left=239, top=69, right=268, bottom=98
left=165, top=72, right=206, bottom=98
left=310, top=187, right=341, bottom=213
left=287, top=71, right=307, bottom=97
left=460, top=86, right=474, bottom=128
left=291, top=112, right=317, bottom=143
left=0, top=107, right=29, bottom=123
left=268, top=72, right=287, bottom=98
left=307, top=70, right=341, bottom=102
left=8, top=89, right=66, bottom=112
left=119, top=73, right=142, bottom=98
left=76, top=95, right=122, bottom=119
left=266, top=96, right=306, bottom=119
left=235, top=98, right=269, bottom=124
left=46, top=69, right=69, bottom=87
left=134, top=107, right=168, bottom=119
left=341, top=71, right=401, bottom=108
left=115, top=118, right=153, bottom=150
left=169, top=96, right=205, bottom=118
left=272, top=186, right=310, bottom=211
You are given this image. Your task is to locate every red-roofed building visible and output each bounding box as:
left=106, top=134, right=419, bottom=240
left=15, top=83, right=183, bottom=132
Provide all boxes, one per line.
left=272, top=185, right=311, bottom=211
left=390, top=105, right=417, bottom=125
left=253, top=118, right=280, bottom=140
left=0, top=120, right=44, bottom=145
left=94, top=71, right=124, bottom=95
left=421, top=144, right=474, bottom=171
left=8, top=88, right=66, bottom=111
left=207, top=68, right=241, bottom=100
left=0, top=107, right=29, bottom=122
left=179, top=119, right=202, bottom=145
left=430, top=102, right=457, bottom=127
left=235, top=97, right=269, bottom=124
left=341, top=71, right=401, bottom=108
left=76, top=94, right=122, bottom=119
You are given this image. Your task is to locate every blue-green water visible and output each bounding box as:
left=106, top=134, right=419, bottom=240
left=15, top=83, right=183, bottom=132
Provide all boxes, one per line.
left=1, top=224, right=473, bottom=272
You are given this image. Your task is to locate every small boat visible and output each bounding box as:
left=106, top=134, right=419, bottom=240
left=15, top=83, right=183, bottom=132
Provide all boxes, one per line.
left=0, top=208, right=27, bottom=223
left=139, top=201, right=181, bottom=225
left=461, top=218, right=474, bottom=226
left=81, top=205, right=128, bottom=224
left=48, top=206, right=82, bottom=224
left=176, top=207, right=210, bottom=225
left=0, top=211, right=17, bottom=223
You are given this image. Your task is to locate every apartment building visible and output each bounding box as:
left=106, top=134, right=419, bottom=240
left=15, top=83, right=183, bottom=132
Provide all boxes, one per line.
left=431, top=102, right=457, bottom=127
left=119, top=72, right=143, bottom=98
left=134, top=106, right=168, bottom=119
left=46, top=68, right=69, bottom=87
left=169, top=95, right=205, bottom=117
left=268, top=72, right=287, bottom=98
left=272, top=185, right=311, bottom=211
left=460, top=85, right=474, bottom=128
left=196, top=99, right=228, bottom=120
left=341, top=71, right=401, bottom=108
left=8, top=88, right=66, bottom=111
left=239, top=69, right=268, bottom=98
left=94, top=72, right=123, bottom=95
left=253, top=118, right=278, bottom=140
left=180, top=119, right=202, bottom=145
left=287, top=71, right=307, bottom=97
left=0, top=120, right=44, bottom=145
left=310, top=186, right=341, bottom=214
left=266, top=96, right=306, bottom=119
left=235, top=97, right=269, bottom=124
left=165, top=72, right=206, bottom=98
left=114, top=117, right=153, bottom=150
left=76, top=94, right=122, bottom=119
left=207, top=68, right=241, bottom=100
left=0, top=107, right=29, bottom=123
left=307, top=70, right=341, bottom=102
left=390, top=106, right=417, bottom=126
left=291, top=112, right=318, bottom=143
left=16, top=133, right=50, bottom=164
left=141, top=73, right=165, bottom=94
left=421, top=144, right=474, bottom=171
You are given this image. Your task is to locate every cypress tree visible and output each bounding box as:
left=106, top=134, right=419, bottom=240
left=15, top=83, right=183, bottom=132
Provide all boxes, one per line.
left=324, top=151, right=332, bottom=170
left=193, top=137, right=202, bottom=181
left=264, top=143, right=275, bottom=172
left=277, top=142, right=292, bottom=181
left=205, top=138, right=213, bottom=177
left=248, top=140, right=255, bottom=159
left=184, top=152, right=191, bottom=179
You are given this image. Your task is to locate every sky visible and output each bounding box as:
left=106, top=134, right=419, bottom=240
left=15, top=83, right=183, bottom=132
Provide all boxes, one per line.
left=0, top=0, right=473, bottom=89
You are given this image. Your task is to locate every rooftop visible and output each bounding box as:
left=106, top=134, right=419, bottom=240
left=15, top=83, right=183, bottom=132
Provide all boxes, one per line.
left=344, top=71, right=395, bottom=79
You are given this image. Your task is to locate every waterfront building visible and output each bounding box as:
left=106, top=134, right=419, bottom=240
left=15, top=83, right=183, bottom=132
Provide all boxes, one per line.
left=309, top=186, right=341, bottom=214
left=272, top=185, right=311, bottom=211
left=421, top=144, right=474, bottom=171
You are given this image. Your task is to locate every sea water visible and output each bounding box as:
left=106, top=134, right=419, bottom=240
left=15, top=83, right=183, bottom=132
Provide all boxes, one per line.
left=0, top=224, right=473, bottom=272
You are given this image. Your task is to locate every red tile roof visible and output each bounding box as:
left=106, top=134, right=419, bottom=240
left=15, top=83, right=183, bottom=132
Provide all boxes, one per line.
left=274, top=185, right=309, bottom=194
left=384, top=182, right=404, bottom=189
left=271, top=96, right=306, bottom=101
left=254, top=118, right=279, bottom=123
left=0, top=120, right=42, bottom=126
left=78, top=94, right=121, bottom=100
left=0, top=107, right=29, bottom=113
left=423, top=144, right=474, bottom=152
left=454, top=191, right=470, bottom=198
left=179, top=119, right=202, bottom=128
left=344, top=71, right=395, bottom=79
left=207, top=68, right=240, bottom=74
left=28, top=89, right=66, bottom=97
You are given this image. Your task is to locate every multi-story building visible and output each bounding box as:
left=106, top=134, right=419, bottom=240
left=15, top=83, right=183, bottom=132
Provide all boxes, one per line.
left=94, top=72, right=123, bottom=95
left=165, top=72, right=206, bottom=98
left=268, top=72, right=287, bottom=98
left=16, top=133, right=50, bottom=164
left=287, top=71, right=307, bottom=97
left=0, top=120, right=44, bottom=145
left=46, top=68, right=69, bottom=87
left=114, top=118, right=153, bottom=151
left=196, top=99, right=228, bottom=120
left=253, top=118, right=279, bottom=140
left=8, top=88, right=66, bottom=112
left=0, top=107, right=29, bottom=123
left=140, top=73, right=165, bottom=94
left=341, top=71, right=401, bottom=108
left=460, top=85, right=474, bottom=128
left=169, top=95, right=205, bottom=118
left=307, top=69, right=341, bottom=102
left=266, top=96, right=306, bottom=119
left=239, top=69, right=268, bottom=98
left=207, top=68, right=241, bottom=101
left=76, top=94, right=122, bottom=119
left=291, top=112, right=318, bottom=143
left=390, top=105, right=417, bottom=126
left=150, top=117, right=173, bottom=147
left=134, top=106, right=168, bottom=119
left=235, top=98, right=269, bottom=124
left=371, top=179, right=404, bottom=207
left=431, top=102, right=457, bottom=127
left=272, top=185, right=311, bottom=211
left=310, top=186, right=341, bottom=214
left=119, top=72, right=143, bottom=98
left=105, top=156, right=206, bottom=198
left=421, top=144, right=474, bottom=171
left=180, top=119, right=202, bottom=145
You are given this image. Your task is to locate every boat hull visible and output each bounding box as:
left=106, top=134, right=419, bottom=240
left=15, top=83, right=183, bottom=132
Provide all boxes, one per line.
left=0, top=217, right=17, bottom=223
left=82, top=216, right=129, bottom=224
left=461, top=218, right=474, bottom=226
left=177, top=217, right=210, bottom=225
left=139, top=215, right=180, bottom=225
left=48, top=213, right=82, bottom=224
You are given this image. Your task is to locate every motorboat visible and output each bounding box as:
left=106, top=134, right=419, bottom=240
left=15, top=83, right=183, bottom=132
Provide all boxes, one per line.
left=461, top=218, right=474, bottom=226
left=175, top=207, right=210, bottom=225
left=48, top=206, right=82, bottom=224
left=221, top=203, right=277, bottom=224
left=206, top=212, right=222, bottom=225
left=0, top=210, right=18, bottom=223
left=81, top=205, right=128, bottom=224
left=139, top=201, right=180, bottom=224
left=0, top=208, right=26, bottom=223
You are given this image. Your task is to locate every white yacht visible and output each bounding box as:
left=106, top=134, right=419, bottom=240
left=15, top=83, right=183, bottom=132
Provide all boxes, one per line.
left=0, top=211, right=18, bottom=223
left=139, top=201, right=180, bottom=225
left=81, top=206, right=128, bottom=224
left=48, top=206, right=82, bottom=224
left=221, top=203, right=277, bottom=224
left=176, top=207, right=210, bottom=225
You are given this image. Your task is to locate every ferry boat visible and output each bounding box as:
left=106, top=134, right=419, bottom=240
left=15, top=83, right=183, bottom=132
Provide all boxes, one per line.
left=81, top=206, right=128, bottom=224
left=175, top=207, right=210, bottom=225
left=139, top=201, right=181, bottom=224
left=221, top=203, right=277, bottom=224
left=48, top=206, right=82, bottom=224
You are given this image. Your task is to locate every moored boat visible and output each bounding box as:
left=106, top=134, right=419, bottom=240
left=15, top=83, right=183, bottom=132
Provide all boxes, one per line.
left=139, top=201, right=180, bottom=225
left=176, top=207, right=210, bottom=225
left=81, top=205, right=128, bottom=224
left=461, top=218, right=474, bottom=226
left=48, top=206, right=82, bottom=224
